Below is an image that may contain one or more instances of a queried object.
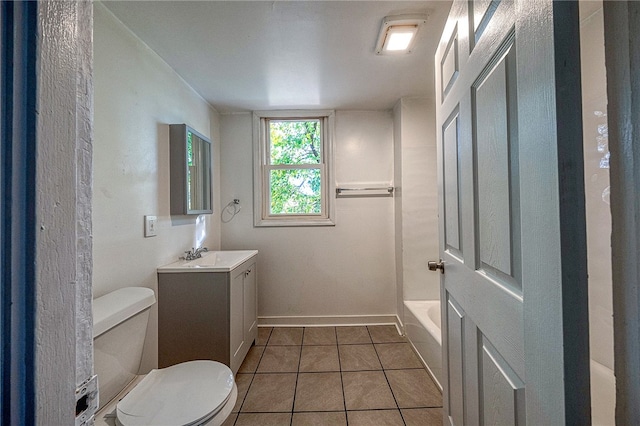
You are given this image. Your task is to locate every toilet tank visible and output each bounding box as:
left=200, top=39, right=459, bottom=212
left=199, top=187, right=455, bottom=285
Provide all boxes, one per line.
left=93, top=287, right=156, bottom=409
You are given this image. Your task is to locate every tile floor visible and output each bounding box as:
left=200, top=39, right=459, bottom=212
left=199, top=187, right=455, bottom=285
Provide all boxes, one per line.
left=223, top=325, right=443, bottom=426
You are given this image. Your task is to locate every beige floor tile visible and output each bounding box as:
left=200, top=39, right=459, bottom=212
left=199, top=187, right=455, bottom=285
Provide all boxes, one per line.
left=294, top=372, right=344, bottom=412
left=292, top=411, right=347, bottom=426
left=336, top=326, right=372, bottom=344
left=303, top=327, right=337, bottom=345
left=338, top=344, right=382, bottom=371
left=238, top=345, right=265, bottom=373
left=257, top=345, right=301, bottom=373
left=241, top=373, right=297, bottom=412
left=235, top=412, right=292, bottom=425
left=221, top=413, right=237, bottom=426
left=347, top=409, right=405, bottom=426
left=232, top=373, right=254, bottom=413
left=402, top=408, right=444, bottom=425
left=386, top=369, right=443, bottom=408
left=342, top=371, right=397, bottom=410
left=375, top=343, right=423, bottom=369
left=299, top=345, right=340, bottom=372
left=257, top=327, right=272, bottom=346
left=268, top=327, right=304, bottom=345
left=368, top=325, right=405, bottom=343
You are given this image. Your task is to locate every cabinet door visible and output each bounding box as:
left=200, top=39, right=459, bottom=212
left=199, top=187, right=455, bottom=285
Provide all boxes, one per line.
left=230, top=268, right=245, bottom=363
left=243, top=263, right=257, bottom=344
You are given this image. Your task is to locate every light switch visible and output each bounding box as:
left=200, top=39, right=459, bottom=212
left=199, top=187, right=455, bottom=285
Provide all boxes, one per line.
left=144, top=215, right=157, bottom=237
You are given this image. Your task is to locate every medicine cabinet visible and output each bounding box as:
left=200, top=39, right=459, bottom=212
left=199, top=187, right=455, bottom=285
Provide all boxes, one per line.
left=169, top=124, right=213, bottom=215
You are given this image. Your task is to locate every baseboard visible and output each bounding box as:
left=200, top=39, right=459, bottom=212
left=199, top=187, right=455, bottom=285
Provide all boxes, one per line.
left=259, top=314, right=403, bottom=334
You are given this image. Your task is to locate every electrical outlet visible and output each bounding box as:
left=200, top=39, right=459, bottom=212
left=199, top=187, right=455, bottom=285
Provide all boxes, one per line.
left=144, top=215, right=157, bottom=237
left=75, top=375, right=98, bottom=426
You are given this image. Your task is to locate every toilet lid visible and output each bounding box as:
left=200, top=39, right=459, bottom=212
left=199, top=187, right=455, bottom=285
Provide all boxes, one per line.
left=116, top=360, right=234, bottom=426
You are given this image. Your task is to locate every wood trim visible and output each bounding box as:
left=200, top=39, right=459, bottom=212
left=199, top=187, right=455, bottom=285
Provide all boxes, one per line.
left=517, top=0, right=590, bottom=423
left=1, top=2, right=38, bottom=423
left=603, top=2, right=640, bottom=423
left=551, top=2, right=591, bottom=422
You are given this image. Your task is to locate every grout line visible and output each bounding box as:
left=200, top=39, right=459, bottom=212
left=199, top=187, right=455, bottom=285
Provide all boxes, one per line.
left=264, top=326, right=273, bottom=346
left=335, top=327, right=349, bottom=426
left=368, top=326, right=407, bottom=426
left=233, top=329, right=273, bottom=425
left=289, top=329, right=305, bottom=426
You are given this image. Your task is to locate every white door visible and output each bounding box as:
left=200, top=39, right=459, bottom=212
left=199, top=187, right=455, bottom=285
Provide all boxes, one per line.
left=434, top=1, right=590, bottom=424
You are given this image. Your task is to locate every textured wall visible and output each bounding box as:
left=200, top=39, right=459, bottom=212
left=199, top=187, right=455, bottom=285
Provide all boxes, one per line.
left=35, top=0, right=93, bottom=423
left=76, top=0, right=94, bottom=389
left=393, top=102, right=405, bottom=321
left=394, top=98, right=440, bottom=304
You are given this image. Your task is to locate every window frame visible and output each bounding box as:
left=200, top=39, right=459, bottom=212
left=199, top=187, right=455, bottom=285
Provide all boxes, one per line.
left=253, top=110, right=336, bottom=227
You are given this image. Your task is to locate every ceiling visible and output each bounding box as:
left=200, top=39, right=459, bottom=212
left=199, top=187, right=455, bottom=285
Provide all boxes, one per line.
left=102, top=1, right=452, bottom=113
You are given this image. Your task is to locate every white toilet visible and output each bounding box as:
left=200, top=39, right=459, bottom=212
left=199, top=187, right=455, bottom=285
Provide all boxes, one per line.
left=93, top=287, right=237, bottom=426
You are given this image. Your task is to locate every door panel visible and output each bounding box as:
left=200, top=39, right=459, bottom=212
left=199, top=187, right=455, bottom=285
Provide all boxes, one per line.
left=443, top=111, right=461, bottom=254
left=474, top=49, right=512, bottom=276
left=471, top=0, right=501, bottom=48
left=444, top=265, right=524, bottom=381
left=472, top=36, right=521, bottom=289
left=446, top=296, right=466, bottom=426
left=435, top=0, right=589, bottom=424
left=441, top=27, right=460, bottom=100
left=479, top=336, right=525, bottom=425
left=243, top=264, right=257, bottom=341
left=230, top=269, right=244, bottom=358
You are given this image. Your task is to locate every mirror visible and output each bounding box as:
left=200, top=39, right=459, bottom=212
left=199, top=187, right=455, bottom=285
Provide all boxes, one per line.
left=169, top=124, right=213, bottom=215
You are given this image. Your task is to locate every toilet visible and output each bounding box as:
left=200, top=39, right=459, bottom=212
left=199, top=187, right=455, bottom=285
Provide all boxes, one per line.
left=93, top=287, right=237, bottom=426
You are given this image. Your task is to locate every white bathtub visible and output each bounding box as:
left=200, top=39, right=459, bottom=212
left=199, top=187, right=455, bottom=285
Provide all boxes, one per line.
left=404, top=300, right=615, bottom=424
left=404, top=300, right=442, bottom=389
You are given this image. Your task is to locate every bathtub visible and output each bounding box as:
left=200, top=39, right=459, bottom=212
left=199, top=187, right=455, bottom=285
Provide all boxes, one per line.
left=404, top=300, right=442, bottom=389
left=404, top=300, right=615, bottom=424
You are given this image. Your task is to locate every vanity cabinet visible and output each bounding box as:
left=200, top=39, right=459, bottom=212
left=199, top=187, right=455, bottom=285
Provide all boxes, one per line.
left=157, top=254, right=257, bottom=374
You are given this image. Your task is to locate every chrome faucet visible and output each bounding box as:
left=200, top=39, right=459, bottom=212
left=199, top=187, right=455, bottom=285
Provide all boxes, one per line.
left=182, top=246, right=208, bottom=261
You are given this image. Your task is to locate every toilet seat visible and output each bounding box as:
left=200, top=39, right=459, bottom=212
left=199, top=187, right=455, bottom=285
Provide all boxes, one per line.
left=115, top=360, right=235, bottom=426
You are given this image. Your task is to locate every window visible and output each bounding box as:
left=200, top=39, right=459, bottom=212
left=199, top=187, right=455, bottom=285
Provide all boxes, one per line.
left=253, top=110, right=335, bottom=226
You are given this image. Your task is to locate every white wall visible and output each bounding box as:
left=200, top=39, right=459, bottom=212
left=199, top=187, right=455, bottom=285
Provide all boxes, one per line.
left=93, top=3, right=221, bottom=371
left=580, top=3, right=613, bottom=371
left=393, top=98, right=440, bottom=304
left=219, top=111, right=397, bottom=323
left=393, top=104, right=405, bottom=319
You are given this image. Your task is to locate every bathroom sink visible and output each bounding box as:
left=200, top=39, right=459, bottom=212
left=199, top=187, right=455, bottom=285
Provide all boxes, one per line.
left=157, top=250, right=258, bottom=273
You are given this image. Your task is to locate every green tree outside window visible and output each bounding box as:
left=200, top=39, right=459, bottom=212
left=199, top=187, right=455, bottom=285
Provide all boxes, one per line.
left=268, top=120, right=322, bottom=214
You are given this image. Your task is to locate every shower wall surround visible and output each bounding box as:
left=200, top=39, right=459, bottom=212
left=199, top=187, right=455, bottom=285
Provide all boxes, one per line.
left=393, top=97, right=439, bottom=310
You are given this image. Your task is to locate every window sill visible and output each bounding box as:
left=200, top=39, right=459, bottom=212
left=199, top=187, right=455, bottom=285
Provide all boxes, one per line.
left=254, top=217, right=336, bottom=227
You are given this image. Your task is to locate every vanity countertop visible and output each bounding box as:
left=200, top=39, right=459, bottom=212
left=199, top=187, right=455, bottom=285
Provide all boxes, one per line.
left=157, top=250, right=258, bottom=273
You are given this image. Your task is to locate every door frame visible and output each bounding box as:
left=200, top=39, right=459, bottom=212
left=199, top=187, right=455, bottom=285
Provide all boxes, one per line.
left=1, top=0, right=94, bottom=424
left=603, top=2, right=640, bottom=423
left=1, top=1, right=38, bottom=423
left=1, top=1, right=638, bottom=424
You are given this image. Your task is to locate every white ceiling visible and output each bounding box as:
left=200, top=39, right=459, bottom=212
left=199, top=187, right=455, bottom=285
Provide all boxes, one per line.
left=102, top=1, right=452, bottom=113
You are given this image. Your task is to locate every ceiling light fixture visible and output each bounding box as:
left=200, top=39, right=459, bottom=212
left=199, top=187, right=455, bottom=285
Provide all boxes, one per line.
left=375, top=14, right=429, bottom=55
